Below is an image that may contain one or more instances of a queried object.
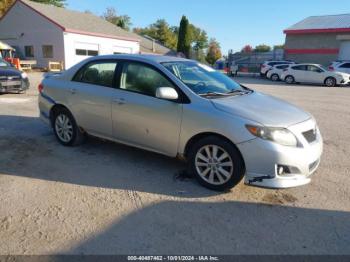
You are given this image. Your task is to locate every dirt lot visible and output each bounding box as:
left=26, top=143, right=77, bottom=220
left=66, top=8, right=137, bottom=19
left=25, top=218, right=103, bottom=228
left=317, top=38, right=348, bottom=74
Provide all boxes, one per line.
left=0, top=73, right=349, bottom=255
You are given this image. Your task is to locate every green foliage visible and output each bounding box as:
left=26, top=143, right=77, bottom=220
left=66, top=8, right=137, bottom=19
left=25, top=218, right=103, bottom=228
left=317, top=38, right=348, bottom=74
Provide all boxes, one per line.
left=273, top=44, right=285, bottom=50
left=133, top=16, right=211, bottom=62
left=134, top=19, right=177, bottom=49
left=206, top=38, right=222, bottom=65
left=254, top=44, right=271, bottom=53
left=103, top=7, right=132, bottom=31
left=177, top=16, right=191, bottom=58
left=30, top=0, right=66, bottom=7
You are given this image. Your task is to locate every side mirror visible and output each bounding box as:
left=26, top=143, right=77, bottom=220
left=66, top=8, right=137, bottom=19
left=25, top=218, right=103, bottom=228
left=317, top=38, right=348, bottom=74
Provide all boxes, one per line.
left=156, top=87, right=178, bottom=100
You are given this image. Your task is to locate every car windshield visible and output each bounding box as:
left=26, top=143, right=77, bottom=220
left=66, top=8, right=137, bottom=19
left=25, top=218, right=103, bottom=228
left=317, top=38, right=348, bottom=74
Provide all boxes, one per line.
left=0, top=59, right=11, bottom=67
left=162, top=61, right=249, bottom=97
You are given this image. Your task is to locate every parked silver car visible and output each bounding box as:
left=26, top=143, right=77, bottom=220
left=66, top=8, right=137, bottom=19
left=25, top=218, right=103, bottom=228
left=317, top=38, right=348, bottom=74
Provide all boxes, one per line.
left=38, top=55, right=323, bottom=191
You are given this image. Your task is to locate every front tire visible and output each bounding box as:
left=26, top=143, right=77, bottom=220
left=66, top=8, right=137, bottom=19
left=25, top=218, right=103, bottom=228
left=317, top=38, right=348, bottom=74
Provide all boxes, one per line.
left=53, top=108, right=85, bottom=146
left=188, top=136, right=245, bottom=191
left=325, top=77, right=336, bottom=87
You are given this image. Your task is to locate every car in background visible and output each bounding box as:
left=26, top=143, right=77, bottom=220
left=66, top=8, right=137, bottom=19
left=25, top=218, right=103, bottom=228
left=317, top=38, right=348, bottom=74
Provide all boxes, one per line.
left=260, top=60, right=295, bottom=77
left=0, top=58, right=29, bottom=93
left=266, top=64, right=291, bottom=81
left=328, top=61, right=350, bottom=74
left=38, top=54, right=323, bottom=191
left=281, top=63, right=350, bottom=87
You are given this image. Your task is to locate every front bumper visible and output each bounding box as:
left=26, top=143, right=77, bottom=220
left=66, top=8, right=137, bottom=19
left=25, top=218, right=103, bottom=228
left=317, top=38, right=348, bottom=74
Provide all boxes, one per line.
left=237, top=119, right=323, bottom=189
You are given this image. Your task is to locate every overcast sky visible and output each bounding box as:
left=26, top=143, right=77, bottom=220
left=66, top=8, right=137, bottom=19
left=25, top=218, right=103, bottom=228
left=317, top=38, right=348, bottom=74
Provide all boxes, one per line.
left=66, top=0, right=350, bottom=54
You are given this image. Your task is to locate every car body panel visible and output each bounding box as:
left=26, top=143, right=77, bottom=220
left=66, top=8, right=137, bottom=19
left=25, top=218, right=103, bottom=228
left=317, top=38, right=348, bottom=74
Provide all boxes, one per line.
left=211, top=92, right=311, bottom=127
left=39, top=54, right=323, bottom=189
left=0, top=63, right=30, bottom=93
left=281, top=63, right=350, bottom=85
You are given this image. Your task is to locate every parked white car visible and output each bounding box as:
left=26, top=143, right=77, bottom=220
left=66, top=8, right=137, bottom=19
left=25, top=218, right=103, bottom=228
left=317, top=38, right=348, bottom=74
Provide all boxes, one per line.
left=260, top=60, right=295, bottom=77
left=328, top=61, right=350, bottom=74
left=266, top=64, right=291, bottom=81
left=281, top=64, right=350, bottom=87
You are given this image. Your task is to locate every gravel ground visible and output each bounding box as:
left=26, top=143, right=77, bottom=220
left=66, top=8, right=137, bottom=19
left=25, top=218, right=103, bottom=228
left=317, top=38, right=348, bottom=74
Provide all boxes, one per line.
left=0, top=73, right=349, bottom=255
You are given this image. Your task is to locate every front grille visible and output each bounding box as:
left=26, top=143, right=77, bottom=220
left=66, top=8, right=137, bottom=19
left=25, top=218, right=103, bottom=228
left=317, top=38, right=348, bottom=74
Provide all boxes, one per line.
left=303, top=129, right=317, bottom=143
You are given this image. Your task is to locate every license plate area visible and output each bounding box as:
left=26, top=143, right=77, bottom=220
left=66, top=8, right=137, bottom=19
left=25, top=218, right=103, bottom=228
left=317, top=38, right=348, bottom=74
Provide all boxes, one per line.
left=1, top=81, right=21, bottom=86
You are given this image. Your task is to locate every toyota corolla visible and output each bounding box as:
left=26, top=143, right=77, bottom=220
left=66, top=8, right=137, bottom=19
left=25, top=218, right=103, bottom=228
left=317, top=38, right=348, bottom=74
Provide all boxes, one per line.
left=38, top=55, right=323, bottom=191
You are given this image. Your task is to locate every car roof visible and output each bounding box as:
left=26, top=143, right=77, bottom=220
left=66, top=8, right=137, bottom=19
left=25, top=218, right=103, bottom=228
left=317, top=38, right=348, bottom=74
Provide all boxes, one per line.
left=89, top=54, right=190, bottom=64
left=291, top=63, right=322, bottom=66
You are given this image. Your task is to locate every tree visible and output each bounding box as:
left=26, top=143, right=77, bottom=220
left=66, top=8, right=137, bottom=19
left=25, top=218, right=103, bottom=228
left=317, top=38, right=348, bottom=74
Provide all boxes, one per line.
left=254, top=44, right=271, bottom=53
left=206, top=38, right=222, bottom=65
left=30, top=0, right=66, bottom=7
left=177, top=16, right=191, bottom=58
left=273, top=44, right=285, bottom=50
left=102, top=7, right=132, bottom=31
left=134, top=19, right=177, bottom=49
left=241, top=45, right=253, bottom=54
left=0, top=0, right=15, bottom=17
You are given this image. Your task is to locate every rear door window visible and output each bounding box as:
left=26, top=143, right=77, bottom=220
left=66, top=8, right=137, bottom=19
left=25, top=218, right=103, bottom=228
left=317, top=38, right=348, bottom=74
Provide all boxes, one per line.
left=74, top=61, right=118, bottom=88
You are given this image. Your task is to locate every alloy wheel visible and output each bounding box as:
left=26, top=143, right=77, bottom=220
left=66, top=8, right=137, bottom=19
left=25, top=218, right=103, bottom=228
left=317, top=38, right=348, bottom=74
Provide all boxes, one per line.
left=55, top=114, right=73, bottom=143
left=325, top=78, right=335, bottom=87
left=195, top=145, right=234, bottom=185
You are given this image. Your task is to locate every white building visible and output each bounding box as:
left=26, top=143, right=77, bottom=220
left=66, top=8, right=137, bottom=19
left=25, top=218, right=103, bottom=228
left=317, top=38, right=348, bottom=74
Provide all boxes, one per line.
left=0, top=0, right=144, bottom=69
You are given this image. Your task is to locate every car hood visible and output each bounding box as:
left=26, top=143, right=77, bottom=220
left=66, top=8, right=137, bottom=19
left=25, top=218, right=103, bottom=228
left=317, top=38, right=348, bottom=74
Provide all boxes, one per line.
left=211, top=91, right=311, bottom=127
left=0, top=67, right=21, bottom=77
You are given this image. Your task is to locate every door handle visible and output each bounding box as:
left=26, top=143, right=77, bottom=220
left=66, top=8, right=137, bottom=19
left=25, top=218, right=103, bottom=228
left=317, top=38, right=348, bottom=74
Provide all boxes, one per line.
left=69, top=88, right=76, bottom=94
left=113, top=97, right=126, bottom=105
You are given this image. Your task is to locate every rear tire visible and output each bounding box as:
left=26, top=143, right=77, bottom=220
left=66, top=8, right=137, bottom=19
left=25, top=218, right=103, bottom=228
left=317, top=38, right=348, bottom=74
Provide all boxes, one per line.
left=52, top=107, right=85, bottom=146
left=325, top=77, right=336, bottom=87
left=188, top=136, right=245, bottom=191
left=285, top=75, right=295, bottom=84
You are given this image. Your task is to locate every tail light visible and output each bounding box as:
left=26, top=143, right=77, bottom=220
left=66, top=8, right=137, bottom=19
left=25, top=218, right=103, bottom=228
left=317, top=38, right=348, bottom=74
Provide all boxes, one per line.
left=261, top=64, right=266, bottom=68
left=329, top=66, right=334, bottom=71
left=283, top=69, right=288, bottom=72
left=38, top=83, right=44, bottom=93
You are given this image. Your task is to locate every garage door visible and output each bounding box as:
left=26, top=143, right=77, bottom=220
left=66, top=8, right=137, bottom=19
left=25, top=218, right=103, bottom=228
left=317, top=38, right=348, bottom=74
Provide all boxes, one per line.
left=113, top=46, right=132, bottom=54
left=338, top=41, right=350, bottom=60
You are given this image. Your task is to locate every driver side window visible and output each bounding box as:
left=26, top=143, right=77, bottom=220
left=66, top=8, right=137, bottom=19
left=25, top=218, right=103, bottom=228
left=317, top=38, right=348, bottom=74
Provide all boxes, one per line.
left=120, top=62, right=174, bottom=97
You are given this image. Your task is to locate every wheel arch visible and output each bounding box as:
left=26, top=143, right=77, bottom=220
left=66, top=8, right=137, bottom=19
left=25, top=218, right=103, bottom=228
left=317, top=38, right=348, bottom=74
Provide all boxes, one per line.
left=324, top=76, right=337, bottom=85
left=183, top=132, right=245, bottom=166
left=49, top=104, right=72, bottom=127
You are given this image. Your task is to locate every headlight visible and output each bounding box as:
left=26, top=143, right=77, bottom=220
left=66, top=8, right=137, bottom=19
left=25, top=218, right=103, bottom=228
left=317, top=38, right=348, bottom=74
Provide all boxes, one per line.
left=246, top=125, right=299, bottom=147
left=21, top=72, right=28, bottom=79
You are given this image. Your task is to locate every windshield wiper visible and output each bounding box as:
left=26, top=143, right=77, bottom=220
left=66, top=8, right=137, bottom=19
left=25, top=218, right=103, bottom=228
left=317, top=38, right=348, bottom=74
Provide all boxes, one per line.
left=199, top=91, right=231, bottom=97
left=227, top=89, right=253, bottom=95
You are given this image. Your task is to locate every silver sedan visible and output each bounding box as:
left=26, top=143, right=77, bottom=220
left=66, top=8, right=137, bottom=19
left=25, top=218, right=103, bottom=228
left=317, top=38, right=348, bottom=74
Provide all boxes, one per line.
left=38, top=55, right=323, bottom=191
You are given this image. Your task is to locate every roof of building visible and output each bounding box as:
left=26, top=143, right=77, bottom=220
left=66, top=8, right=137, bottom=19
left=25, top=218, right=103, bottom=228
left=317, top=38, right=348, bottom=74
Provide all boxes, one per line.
left=15, top=0, right=175, bottom=54
left=284, top=14, right=350, bottom=34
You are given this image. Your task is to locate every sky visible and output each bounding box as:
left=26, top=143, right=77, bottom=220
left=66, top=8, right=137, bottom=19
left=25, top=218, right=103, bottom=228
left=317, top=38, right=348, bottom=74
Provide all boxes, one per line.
left=65, top=0, right=350, bottom=54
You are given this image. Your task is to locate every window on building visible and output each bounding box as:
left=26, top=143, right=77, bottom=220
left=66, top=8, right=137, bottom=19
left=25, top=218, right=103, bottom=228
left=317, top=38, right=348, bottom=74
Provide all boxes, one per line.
left=75, top=49, right=99, bottom=56
left=24, top=46, right=34, bottom=58
left=73, top=61, right=118, bottom=87
left=42, top=45, right=53, bottom=58
left=120, top=62, right=174, bottom=97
